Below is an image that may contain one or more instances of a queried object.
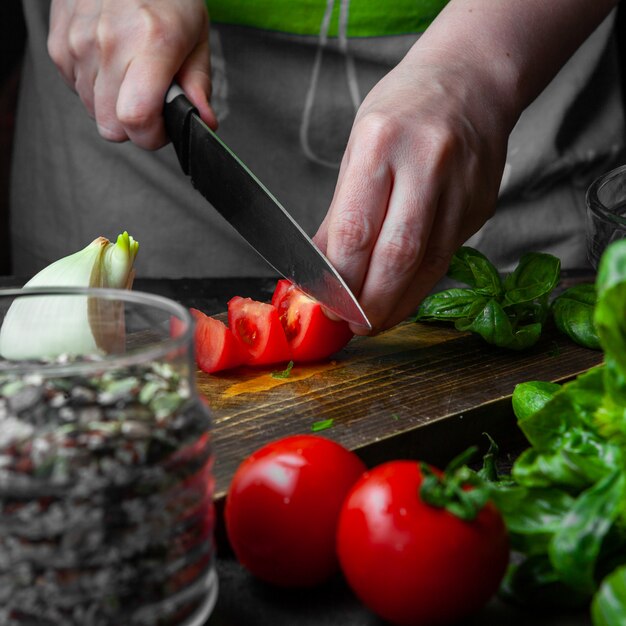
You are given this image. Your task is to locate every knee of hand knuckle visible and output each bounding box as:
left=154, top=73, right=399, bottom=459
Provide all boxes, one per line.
left=334, top=212, right=376, bottom=255
left=357, top=112, right=396, bottom=153
left=67, top=26, right=92, bottom=61
left=380, top=232, right=421, bottom=273
left=117, top=103, right=154, bottom=132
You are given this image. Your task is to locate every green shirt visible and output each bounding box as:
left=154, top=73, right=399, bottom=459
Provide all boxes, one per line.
left=206, top=0, right=449, bottom=36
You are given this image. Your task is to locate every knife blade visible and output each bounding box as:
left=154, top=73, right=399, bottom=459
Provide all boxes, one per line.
left=163, top=84, right=370, bottom=329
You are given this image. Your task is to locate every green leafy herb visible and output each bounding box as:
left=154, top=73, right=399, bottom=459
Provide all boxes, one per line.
left=512, top=381, right=561, bottom=421
left=478, top=239, right=626, bottom=623
left=548, top=470, right=626, bottom=594
left=592, top=565, right=626, bottom=625
left=476, top=433, right=502, bottom=483
left=311, top=418, right=334, bottom=432
left=271, top=360, right=294, bottom=379
left=552, top=284, right=601, bottom=349
left=415, top=247, right=560, bottom=350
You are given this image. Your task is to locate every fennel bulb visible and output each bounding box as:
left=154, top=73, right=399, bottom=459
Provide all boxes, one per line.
left=0, top=232, right=139, bottom=360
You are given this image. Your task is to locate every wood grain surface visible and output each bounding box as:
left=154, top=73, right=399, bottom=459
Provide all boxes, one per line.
left=199, top=318, right=603, bottom=502
left=0, top=275, right=603, bottom=507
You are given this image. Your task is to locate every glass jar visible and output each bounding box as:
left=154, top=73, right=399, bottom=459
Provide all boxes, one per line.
left=586, top=163, right=626, bottom=269
left=0, top=287, right=217, bottom=625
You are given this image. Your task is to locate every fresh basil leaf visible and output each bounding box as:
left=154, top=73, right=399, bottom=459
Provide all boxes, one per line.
left=595, top=239, right=626, bottom=374
left=311, top=418, right=334, bottom=432
left=549, top=470, right=626, bottom=594
left=456, top=299, right=542, bottom=350
left=447, top=247, right=503, bottom=296
left=592, top=565, right=626, bottom=626
left=271, top=360, right=294, bottom=379
left=414, top=288, right=487, bottom=321
left=508, top=299, right=552, bottom=325
left=512, top=381, right=561, bottom=421
left=512, top=430, right=622, bottom=491
left=500, top=554, right=591, bottom=609
left=595, top=356, right=626, bottom=444
left=507, top=322, right=544, bottom=350
left=518, top=366, right=605, bottom=450
left=552, top=283, right=601, bottom=349
left=455, top=298, right=509, bottom=342
left=503, top=252, right=561, bottom=306
left=489, top=485, right=576, bottom=555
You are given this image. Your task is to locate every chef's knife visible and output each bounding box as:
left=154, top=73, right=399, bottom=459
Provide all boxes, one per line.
left=163, top=84, right=371, bottom=330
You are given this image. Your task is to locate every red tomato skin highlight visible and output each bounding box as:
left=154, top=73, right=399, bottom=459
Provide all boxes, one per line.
left=271, top=279, right=354, bottom=362
left=337, top=461, right=510, bottom=626
left=225, top=435, right=366, bottom=587
left=190, top=308, right=245, bottom=373
left=227, top=296, right=292, bottom=366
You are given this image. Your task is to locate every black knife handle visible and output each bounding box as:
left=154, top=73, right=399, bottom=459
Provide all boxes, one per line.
left=164, top=84, right=197, bottom=175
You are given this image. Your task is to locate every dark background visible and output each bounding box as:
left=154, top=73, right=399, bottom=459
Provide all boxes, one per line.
left=0, top=3, right=625, bottom=278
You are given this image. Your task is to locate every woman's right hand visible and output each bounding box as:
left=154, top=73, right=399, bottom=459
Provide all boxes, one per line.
left=48, top=0, right=216, bottom=149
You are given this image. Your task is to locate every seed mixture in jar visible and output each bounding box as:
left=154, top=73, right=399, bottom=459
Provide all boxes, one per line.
left=0, top=356, right=215, bottom=626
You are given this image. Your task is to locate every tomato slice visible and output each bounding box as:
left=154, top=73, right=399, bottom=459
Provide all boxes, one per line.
left=190, top=308, right=246, bottom=373
left=227, top=296, right=292, bottom=366
left=270, top=278, right=294, bottom=309
left=271, top=279, right=353, bottom=362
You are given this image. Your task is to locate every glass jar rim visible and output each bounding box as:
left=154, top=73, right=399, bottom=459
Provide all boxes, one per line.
left=0, top=286, right=194, bottom=377
left=586, top=163, right=626, bottom=226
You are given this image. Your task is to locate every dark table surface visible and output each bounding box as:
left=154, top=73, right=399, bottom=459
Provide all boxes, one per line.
left=0, top=275, right=595, bottom=626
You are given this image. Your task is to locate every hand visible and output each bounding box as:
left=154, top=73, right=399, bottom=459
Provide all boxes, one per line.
left=314, top=49, right=512, bottom=335
left=314, top=0, right=617, bottom=336
left=48, top=0, right=216, bottom=149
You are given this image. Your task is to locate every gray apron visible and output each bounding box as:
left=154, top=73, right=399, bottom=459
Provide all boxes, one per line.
left=11, top=2, right=625, bottom=279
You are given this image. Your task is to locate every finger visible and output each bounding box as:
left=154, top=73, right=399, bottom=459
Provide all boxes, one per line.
left=115, top=51, right=187, bottom=149
left=323, top=144, right=392, bottom=298
left=312, top=148, right=351, bottom=256
left=351, top=168, right=440, bottom=334
left=93, top=64, right=128, bottom=142
left=375, top=185, right=474, bottom=332
left=177, top=38, right=218, bottom=130
left=115, top=9, right=213, bottom=150
left=71, top=14, right=100, bottom=118
left=48, top=0, right=76, bottom=87
left=92, top=19, right=130, bottom=143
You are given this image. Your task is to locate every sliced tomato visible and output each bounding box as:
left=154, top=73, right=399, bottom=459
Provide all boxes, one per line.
left=270, top=278, right=294, bottom=309
left=169, top=315, right=187, bottom=339
left=227, top=296, right=292, bottom=366
left=271, top=279, right=354, bottom=362
left=190, top=308, right=246, bottom=374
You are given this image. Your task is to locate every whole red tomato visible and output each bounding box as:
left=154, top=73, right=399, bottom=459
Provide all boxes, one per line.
left=225, top=435, right=366, bottom=587
left=337, top=461, right=509, bottom=626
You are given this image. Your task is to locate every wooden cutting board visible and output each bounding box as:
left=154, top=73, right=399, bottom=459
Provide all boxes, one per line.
left=197, top=319, right=603, bottom=503
left=0, top=276, right=602, bottom=506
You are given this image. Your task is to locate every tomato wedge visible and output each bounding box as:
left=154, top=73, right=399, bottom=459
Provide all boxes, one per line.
left=270, top=278, right=293, bottom=309
left=271, top=279, right=354, bottom=362
left=227, top=296, right=292, bottom=366
left=190, top=308, right=246, bottom=374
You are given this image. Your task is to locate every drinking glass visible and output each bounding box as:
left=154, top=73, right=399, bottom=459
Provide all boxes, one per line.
left=0, top=287, right=217, bottom=626
left=586, top=163, right=626, bottom=268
